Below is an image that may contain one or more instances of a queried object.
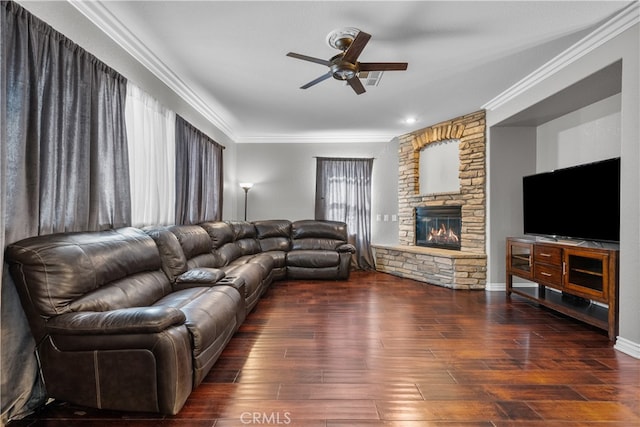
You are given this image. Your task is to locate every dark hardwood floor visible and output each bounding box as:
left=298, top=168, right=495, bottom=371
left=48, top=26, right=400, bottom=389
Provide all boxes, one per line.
left=9, top=271, right=640, bottom=426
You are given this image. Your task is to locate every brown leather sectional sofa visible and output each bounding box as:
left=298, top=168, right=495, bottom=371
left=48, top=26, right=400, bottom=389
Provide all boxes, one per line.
left=5, top=219, right=355, bottom=415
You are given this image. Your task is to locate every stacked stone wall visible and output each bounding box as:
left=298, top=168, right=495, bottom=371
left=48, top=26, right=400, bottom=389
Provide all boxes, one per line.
left=376, top=110, right=487, bottom=289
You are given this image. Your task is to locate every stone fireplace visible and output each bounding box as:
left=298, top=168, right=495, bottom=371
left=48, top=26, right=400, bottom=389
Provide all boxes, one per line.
left=372, top=110, right=487, bottom=289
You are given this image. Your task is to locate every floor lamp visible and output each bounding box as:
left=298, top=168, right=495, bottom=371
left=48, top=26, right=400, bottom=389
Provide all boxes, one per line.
left=239, top=183, right=253, bottom=221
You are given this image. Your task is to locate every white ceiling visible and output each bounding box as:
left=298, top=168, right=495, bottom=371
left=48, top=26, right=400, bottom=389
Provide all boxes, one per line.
left=70, top=1, right=632, bottom=143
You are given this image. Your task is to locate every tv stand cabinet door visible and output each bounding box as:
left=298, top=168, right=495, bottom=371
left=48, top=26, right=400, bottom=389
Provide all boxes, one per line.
left=506, top=239, right=533, bottom=280
left=562, top=247, right=612, bottom=303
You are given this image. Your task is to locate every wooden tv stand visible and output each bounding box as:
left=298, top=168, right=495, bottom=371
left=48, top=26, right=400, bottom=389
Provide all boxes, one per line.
left=506, top=237, right=619, bottom=340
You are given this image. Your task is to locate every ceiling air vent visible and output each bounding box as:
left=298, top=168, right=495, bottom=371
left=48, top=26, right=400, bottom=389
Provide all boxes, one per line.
left=346, top=71, right=383, bottom=88
left=361, top=70, right=383, bottom=86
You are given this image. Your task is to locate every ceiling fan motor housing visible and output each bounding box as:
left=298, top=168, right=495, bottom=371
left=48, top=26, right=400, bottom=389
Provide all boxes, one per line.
left=330, top=55, right=358, bottom=80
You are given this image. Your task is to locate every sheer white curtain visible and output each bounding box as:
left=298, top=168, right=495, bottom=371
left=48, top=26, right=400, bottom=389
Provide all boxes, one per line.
left=125, top=83, right=176, bottom=226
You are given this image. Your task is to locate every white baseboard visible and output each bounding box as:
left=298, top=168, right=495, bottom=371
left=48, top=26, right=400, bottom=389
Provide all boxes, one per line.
left=614, top=336, right=640, bottom=359
left=485, top=282, right=506, bottom=291
left=485, top=282, right=539, bottom=292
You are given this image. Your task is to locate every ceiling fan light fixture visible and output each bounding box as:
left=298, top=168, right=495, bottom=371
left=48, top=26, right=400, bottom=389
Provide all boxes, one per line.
left=331, top=62, right=358, bottom=80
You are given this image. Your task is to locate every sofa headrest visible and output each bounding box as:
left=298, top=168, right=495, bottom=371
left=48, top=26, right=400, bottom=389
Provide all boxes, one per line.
left=291, top=220, right=348, bottom=241
left=254, top=220, right=292, bottom=239
left=168, top=225, right=212, bottom=258
left=143, top=226, right=188, bottom=280
left=199, top=221, right=234, bottom=249
left=6, top=227, right=162, bottom=317
left=227, top=221, right=257, bottom=240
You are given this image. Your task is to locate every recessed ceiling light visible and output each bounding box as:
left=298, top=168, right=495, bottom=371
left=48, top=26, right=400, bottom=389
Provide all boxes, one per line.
left=404, top=117, right=417, bottom=125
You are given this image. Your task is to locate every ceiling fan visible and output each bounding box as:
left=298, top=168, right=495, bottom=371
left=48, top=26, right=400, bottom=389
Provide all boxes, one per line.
left=286, top=28, right=408, bottom=95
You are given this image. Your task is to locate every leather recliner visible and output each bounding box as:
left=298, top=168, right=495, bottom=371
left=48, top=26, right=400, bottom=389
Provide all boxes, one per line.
left=5, top=227, right=243, bottom=414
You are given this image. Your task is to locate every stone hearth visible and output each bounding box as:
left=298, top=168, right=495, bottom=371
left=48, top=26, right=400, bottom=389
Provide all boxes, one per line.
left=373, top=110, right=487, bottom=289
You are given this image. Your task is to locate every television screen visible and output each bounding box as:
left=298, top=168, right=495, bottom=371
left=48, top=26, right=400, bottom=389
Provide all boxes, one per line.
left=522, top=157, right=620, bottom=242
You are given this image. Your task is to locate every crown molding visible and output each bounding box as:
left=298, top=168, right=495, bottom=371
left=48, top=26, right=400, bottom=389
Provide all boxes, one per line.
left=235, top=133, right=397, bottom=144
left=67, top=0, right=236, bottom=140
left=482, top=1, right=639, bottom=111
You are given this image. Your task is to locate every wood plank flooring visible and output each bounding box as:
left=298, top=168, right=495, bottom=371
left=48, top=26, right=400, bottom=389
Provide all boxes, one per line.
left=9, top=271, right=640, bottom=426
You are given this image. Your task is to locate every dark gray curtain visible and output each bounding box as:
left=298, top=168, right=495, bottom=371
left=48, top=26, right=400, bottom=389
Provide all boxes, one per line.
left=1, top=1, right=130, bottom=421
left=175, top=115, right=223, bottom=224
left=315, top=157, right=375, bottom=270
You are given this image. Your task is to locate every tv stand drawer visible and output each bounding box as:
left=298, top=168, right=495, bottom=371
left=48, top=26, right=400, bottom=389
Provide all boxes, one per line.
left=534, top=245, right=562, bottom=266
left=534, top=264, right=562, bottom=287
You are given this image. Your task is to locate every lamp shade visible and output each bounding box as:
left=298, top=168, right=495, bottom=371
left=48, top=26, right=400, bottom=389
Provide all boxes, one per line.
left=239, top=182, right=254, bottom=190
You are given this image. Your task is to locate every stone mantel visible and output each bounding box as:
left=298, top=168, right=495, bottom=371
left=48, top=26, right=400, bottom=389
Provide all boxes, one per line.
left=372, top=244, right=486, bottom=290
left=373, top=243, right=483, bottom=259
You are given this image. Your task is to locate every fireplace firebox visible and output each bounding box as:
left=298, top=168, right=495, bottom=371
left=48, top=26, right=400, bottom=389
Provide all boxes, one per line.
left=415, top=206, right=462, bottom=250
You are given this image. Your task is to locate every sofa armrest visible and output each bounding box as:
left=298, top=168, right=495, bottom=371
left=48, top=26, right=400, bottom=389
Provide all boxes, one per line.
left=337, top=243, right=356, bottom=253
left=45, top=307, right=186, bottom=335
left=173, top=267, right=226, bottom=290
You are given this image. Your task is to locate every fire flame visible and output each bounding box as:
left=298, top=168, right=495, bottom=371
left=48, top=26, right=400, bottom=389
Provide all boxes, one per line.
left=427, top=223, right=460, bottom=244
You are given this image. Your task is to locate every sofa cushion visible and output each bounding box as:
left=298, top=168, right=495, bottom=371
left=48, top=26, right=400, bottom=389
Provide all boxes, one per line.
left=254, top=219, right=292, bottom=238
left=228, top=221, right=257, bottom=240
left=169, top=225, right=212, bottom=259
left=221, top=263, right=264, bottom=311
left=69, top=270, right=172, bottom=313
left=153, top=286, right=241, bottom=386
left=258, top=236, right=290, bottom=252
left=169, top=225, right=223, bottom=269
left=231, top=253, right=276, bottom=274
left=217, top=242, right=243, bottom=266
left=260, top=251, right=287, bottom=269
left=291, top=219, right=347, bottom=241
left=291, top=220, right=348, bottom=251
left=292, top=238, right=347, bottom=251
left=286, top=250, right=340, bottom=268
left=236, top=238, right=261, bottom=256
left=254, top=220, right=292, bottom=252
left=143, top=226, right=189, bottom=281
left=199, top=221, right=234, bottom=249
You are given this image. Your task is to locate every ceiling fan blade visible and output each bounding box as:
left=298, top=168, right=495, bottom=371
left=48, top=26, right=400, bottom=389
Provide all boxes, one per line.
left=359, top=62, right=408, bottom=71
left=347, top=76, right=366, bottom=95
left=342, top=31, right=371, bottom=64
left=300, top=72, right=332, bottom=89
left=286, top=52, right=331, bottom=67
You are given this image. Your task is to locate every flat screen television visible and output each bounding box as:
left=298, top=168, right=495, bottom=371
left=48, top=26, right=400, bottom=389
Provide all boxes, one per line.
left=522, top=157, right=620, bottom=243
